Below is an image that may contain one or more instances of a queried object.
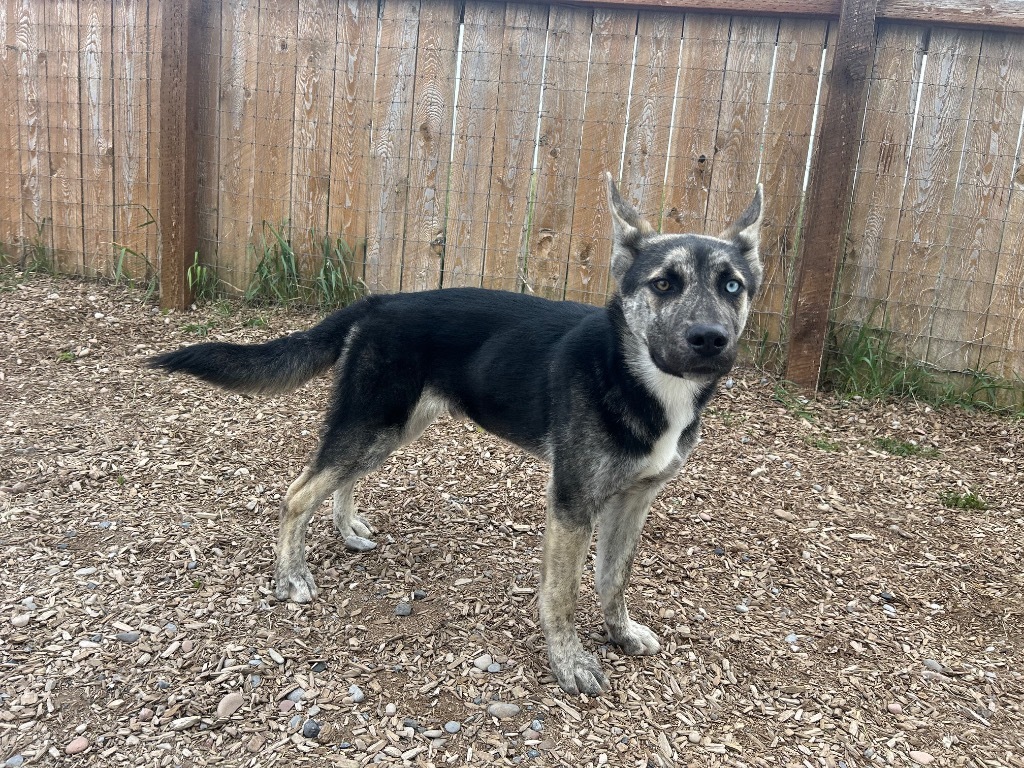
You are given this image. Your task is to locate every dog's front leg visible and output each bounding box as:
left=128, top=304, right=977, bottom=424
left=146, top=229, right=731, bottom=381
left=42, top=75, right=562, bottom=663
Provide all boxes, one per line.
left=595, top=482, right=665, bottom=656
left=539, top=508, right=607, bottom=695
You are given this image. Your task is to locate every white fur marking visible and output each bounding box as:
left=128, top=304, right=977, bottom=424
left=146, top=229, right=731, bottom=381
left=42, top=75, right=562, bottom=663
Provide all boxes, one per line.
left=630, top=348, right=702, bottom=479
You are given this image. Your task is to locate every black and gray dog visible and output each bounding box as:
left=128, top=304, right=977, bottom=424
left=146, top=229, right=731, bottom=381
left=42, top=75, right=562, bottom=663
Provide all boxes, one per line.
left=150, top=174, right=763, bottom=695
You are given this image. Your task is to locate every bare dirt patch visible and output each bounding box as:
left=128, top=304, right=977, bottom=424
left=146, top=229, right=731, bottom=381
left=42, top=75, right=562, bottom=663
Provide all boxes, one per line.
left=1, top=271, right=1022, bottom=767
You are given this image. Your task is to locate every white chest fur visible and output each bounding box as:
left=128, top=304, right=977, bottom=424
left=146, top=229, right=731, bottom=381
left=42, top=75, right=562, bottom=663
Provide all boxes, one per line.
left=636, top=366, right=701, bottom=479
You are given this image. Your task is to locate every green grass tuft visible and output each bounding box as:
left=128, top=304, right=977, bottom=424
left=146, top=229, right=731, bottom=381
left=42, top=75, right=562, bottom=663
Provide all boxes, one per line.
left=939, top=489, right=987, bottom=510
left=804, top=435, right=841, bottom=452
left=873, top=437, right=937, bottom=458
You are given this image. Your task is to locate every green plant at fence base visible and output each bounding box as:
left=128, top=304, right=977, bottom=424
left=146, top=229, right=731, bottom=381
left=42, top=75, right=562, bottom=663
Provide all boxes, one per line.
left=246, top=223, right=303, bottom=305
left=182, top=320, right=216, bottom=337
left=824, top=321, right=1024, bottom=416
left=939, top=489, right=987, bottom=511
left=773, top=381, right=816, bottom=422
left=22, top=216, right=55, bottom=275
left=56, top=351, right=76, bottom=363
left=804, top=435, right=841, bottom=452
left=187, top=252, right=219, bottom=303
left=873, top=436, right=938, bottom=458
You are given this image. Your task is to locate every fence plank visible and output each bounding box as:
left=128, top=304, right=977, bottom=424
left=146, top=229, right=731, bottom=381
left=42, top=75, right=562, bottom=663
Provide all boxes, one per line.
left=887, top=28, right=983, bottom=363
left=927, top=32, right=1024, bottom=372
left=837, top=23, right=925, bottom=330
left=564, top=7, right=636, bottom=304
left=217, top=0, right=259, bottom=289
left=442, top=0, right=504, bottom=288
left=327, top=0, right=375, bottom=279
left=252, top=0, right=298, bottom=244
left=985, top=169, right=1024, bottom=381
left=621, top=11, right=683, bottom=228
left=522, top=4, right=591, bottom=300
left=15, top=0, right=51, bottom=266
left=113, top=0, right=153, bottom=281
left=0, top=0, right=20, bottom=254
left=480, top=2, right=547, bottom=292
left=751, top=17, right=829, bottom=355
left=291, top=0, right=337, bottom=276
left=79, top=0, right=113, bottom=276
left=365, top=0, right=419, bottom=293
left=193, top=0, right=221, bottom=285
left=401, top=0, right=460, bottom=292
left=784, top=0, right=878, bottom=388
left=45, top=0, right=84, bottom=274
left=663, top=13, right=730, bottom=235
left=704, top=15, right=777, bottom=236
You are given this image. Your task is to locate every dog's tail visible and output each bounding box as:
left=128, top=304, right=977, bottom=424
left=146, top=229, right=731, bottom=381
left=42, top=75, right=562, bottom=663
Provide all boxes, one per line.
left=147, top=299, right=373, bottom=396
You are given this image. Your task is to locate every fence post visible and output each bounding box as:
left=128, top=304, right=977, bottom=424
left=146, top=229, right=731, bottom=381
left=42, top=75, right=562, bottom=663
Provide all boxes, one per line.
left=159, top=0, right=203, bottom=310
left=783, top=0, right=878, bottom=388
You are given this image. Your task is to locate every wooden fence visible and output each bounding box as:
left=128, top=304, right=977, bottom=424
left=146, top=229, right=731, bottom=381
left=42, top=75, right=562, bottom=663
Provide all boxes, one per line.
left=1, top=0, right=1023, bottom=387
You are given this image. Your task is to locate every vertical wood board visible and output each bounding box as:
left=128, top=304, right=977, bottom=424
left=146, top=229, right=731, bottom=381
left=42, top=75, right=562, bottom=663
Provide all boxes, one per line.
left=79, top=0, right=114, bottom=275
left=0, top=0, right=22, bottom=252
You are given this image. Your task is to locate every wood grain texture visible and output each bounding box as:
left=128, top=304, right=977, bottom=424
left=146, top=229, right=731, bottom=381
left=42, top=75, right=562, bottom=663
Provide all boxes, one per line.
left=564, top=8, right=636, bottom=305
left=704, top=14, right=777, bottom=237
left=561, top=0, right=840, bottom=17
left=525, top=4, right=591, bottom=299
left=291, top=0, right=337, bottom=276
left=752, top=17, right=829, bottom=349
left=113, top=0, right=152, bottom=279
left=928, top=32, right=1024, bottom=372
left=15, top=0, right=52, bottom=266
left=327, top=0, right=375, bottom=279
left=986, top=163, right=1024, bottom=381
left=79, top=0, right=113, bottom=276
left=784, top=0, right=878, bottom=388
left=663, top=13, right=730, bottom=235
left=44, top=0, right=84, bottom=274
left=252, top=0, right=298, bottom=244
left=621, top=11, right=683, bottom=230
left=0, top=0, right=22, bottom=253
left=441, top=0, right=504, bottom=288
left=365, top=0, right=419, bottom=293
left=216, top=0, right=259, bottom=288
left=837, top=23, right=925, bottom=329
left=888, top=27, right=983, bottom=363
left=191, top=0, right=221, bottom=283
left=401, top=0, right=460, bottom=292
left=480, top=2, right=547, bottom=292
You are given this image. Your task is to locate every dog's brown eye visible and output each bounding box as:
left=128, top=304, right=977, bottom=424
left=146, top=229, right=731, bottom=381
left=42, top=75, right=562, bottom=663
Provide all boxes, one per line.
left=651, top=278, right=672, bottom=293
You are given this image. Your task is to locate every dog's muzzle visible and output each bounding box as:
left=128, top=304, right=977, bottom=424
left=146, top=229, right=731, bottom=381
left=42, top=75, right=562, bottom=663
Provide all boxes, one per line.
left=651, top=323, right=736, bottom=378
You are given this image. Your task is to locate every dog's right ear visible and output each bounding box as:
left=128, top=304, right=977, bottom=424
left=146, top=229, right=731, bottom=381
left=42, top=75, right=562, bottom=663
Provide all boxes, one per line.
left=606, top=172, right=654, bottom=285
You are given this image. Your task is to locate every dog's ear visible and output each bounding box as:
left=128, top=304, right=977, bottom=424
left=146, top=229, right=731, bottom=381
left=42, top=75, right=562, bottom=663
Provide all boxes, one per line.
left=720, top=184, right=764, bottom=288
left=605, top=172, right=654, bottom=285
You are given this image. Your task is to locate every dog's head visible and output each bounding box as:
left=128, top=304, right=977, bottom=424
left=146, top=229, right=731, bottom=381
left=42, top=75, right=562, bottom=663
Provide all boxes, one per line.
left=606, top=173, right=763, bottom=380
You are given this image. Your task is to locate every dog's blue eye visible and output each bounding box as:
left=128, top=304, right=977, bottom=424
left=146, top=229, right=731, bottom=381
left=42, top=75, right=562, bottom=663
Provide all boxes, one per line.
left=725, top=279, right=741, bottom=294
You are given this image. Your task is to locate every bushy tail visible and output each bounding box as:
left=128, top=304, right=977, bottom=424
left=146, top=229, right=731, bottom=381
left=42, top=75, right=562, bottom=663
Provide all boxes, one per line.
left=147, top=302, right=367, bottom=395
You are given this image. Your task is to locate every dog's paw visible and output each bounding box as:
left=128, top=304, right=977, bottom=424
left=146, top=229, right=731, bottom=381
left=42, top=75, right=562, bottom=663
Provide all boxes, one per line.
left=549, top=649, right=608, bottom=696
left=334, top=514, right=373, bottom=540
left=608, top=620, right=661, bottom=656
left=274, top=565, right=318, bottom=603
left=343, top=535, right=377, bottom=553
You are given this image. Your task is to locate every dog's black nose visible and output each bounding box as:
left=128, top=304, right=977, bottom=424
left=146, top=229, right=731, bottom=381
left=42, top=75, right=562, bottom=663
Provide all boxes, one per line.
left=685, top=324, right=730, bottom=358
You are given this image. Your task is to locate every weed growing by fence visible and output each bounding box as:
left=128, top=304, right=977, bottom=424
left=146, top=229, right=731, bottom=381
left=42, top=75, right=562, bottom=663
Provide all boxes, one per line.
left=940, top=489, right=987, bottom=511
left=187, top=252, right=218, bottom=303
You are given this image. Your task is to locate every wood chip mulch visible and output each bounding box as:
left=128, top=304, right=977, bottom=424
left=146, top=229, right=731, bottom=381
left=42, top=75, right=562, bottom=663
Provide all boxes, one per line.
left=1, top=270, right=1021, bottom=768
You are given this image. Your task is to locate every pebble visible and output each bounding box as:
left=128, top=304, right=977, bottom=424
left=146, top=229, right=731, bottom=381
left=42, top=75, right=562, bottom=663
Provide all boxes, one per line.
left=289, top=714, right=302, bottom=730
left=487, top=662, right=501, bottom=673
left=217, top=692, right=244, bottom=718
left=285, top=688, right=306, bottom=703
left=413, top=589, right=427, bottom=600
left=394, top=602, right=412, bottom=616
left=530, top=719, right=543, bottom=732
left=523, top=728, right=541, bottom=740
left=883, top=604, right=897, bottom=617
left=402, top=718, right=420, bottom=731
left=444, top=721, right=461, bottom=734
left=10, top=614, right=29, bottom=628
left=169, top=716, right=200, bottom=731
left=423, top=729, right=444, bottom=739
left=311, top=661, right=328, bottom=673
left=267, top=648, right=285, bottom=665
left=74, top=566, right=97, bottom=576
left=302, top=719, right=321, bottom=739
left=887, top=703, right=903, bottom=715
left=65, top=737, right=89, bottom=755
left=385, top=703, right=397, bottom=716
left=250, top=675, right=262, bottom=688
left=245, top=735, right=265, bottom=753
left=115, top=631, right=140, bottom=644
left=349, top=684, right=365, bottom=703
left=5, top=755, right=25, bottom=767
left=20, top=598, right=36, bottom=611
left=688, top=731, right=701, bottom=744
left=473, top=654, right=493, bottom=671
left=279, top=700, right=295, bottom=713
left=923, top=659, right=945, bottom=673
left=344, top=535, right=377, bottom=552
left=697, top=512, right=712, bottom=522
left=486, top=702, right=520, bottom=720
left=785, top=633, right=799, bottom=644
left=909, top=751, right=935, bottom=765
left=138, top=708, right=155, bottom=722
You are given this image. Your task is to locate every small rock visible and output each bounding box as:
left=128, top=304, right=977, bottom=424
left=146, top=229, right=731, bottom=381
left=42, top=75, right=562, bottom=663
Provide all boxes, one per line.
left=285, top=688, right=306, bottom=703
left=487, top=662, right=501, bottom=673
left=74, top=566, right=96, bottom=576
left=169, top=716, right=200, bottom=731
left=784, top=633, right=799, bottom=644
left=385, top=703, right=397, bottom=716
left=10, top=614, right=29, bottom=628
left=217, top=692, right=244, bottom=718
left=6, top=754, right=26, bottom=767
left=523, top=728, right=541, bottom=740
left=115, top=631, right=140, bottom=644
left=688, top=731, right=701, bottom=744
left=249, top=675, right=262, bottom=688
left=344, top=535, right=377, bottom=552
left=473, top=654, right=493, bottom=671
left=302, top=719, right=321, bottom=739
left=530, top=719, right=543, bottom=732
left=279, top=699, right=295, bottom=713
left=311, top=661, right=328, bottom=673
left=735, top=604, right=749, bottom=614
left=138, top=708, right=155, bottom=722
left=65, top=737, right=89, bottom=755
left=245, top=734, right=265, bottom=753
left=444, top=721, right=461, bottom=734
left=697, top=511, right=712, bottom=522
left=922, top=659, right=944, bottom=673
left=394, top=602, right=412, bottom=617
left=423, top=729, right=444, bottom=739
left=883, top=604, right=897, bottom=617
left=349, top=684, right=365, bottom=703
left=402, top=718, right=420, bottom=731
left=413, top=589, right=427, bottom=600
left=267, top=648, right=285, bottom=665
left=887, top=702, right=903, bottom=715
left=19, top=598, right=36, bottom=611
left=486, top=702, right=520, bottom=720
left=909, top=751, right=935, bottom=765
left=288, top=714, right=302, bottom=730
left=527, top=750, right=541, bottom=759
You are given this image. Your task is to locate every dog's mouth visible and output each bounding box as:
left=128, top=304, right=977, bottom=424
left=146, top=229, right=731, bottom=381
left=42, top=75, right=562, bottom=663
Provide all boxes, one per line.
left=650, top=348, right=729, bottom=379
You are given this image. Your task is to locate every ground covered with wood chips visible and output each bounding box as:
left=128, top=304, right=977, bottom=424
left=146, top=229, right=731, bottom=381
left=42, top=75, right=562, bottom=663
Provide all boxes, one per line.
left=1, top=271, right=1022, bottom=768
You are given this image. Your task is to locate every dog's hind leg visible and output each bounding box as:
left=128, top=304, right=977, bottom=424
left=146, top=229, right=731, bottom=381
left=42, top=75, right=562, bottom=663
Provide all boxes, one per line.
left=594, top=481, right=665, bottom=656
left=276, top=468, right=343, bottom=602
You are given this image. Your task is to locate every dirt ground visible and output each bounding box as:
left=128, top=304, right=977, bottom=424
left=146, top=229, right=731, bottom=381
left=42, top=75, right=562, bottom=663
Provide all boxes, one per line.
left=1, top=271, right=1022, bottom=768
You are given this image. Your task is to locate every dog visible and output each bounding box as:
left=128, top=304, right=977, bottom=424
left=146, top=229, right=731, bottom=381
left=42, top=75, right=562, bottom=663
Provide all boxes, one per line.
left=149, top=174, right=763, bottom=695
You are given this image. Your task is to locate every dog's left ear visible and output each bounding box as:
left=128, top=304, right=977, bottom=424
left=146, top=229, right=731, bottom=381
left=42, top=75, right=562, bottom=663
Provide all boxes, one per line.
left=720, top=184, right=764, bottom=289
left=606, top=172, right=655, bottom=285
